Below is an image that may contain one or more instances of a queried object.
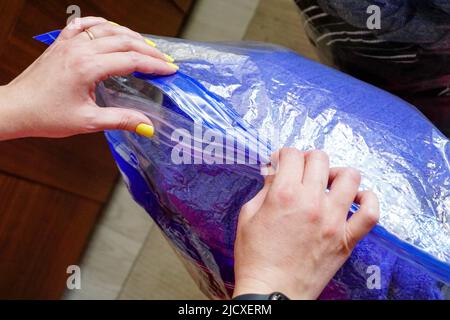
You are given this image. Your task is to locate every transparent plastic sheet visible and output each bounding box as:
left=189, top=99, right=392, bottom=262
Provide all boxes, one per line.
left=295, top=0, right=450, bottom=136
left=36, top=31, right=449, bottom=299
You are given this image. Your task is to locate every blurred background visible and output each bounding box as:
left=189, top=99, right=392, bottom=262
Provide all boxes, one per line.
left=0, top=0, right=318, bottom=299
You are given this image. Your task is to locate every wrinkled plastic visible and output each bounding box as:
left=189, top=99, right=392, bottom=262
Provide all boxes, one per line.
left=296, top=0, right=450, bottom=135
left=36, top=31, right=449, bottom=299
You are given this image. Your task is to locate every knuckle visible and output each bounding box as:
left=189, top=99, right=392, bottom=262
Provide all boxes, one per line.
left=59, top=41, right=82, bottom=57
left=73, top=109, right=99, bottom=133
left=280, top=147, right=297, bottom=154
left=279, top=147, right=301, bottom=159
left=270, top=186, right=298, bottom=207
left=342, top=167, right=361, bottom=185
left=364, top=190, right=378, bottom=202
left=86, top=16, right=106, bottom=23
left=89, top=22, right=107, bottom=34
left=98, top=21, right=111, bottom=28
left=364, top=208, right=380, bottom=227
left=128, top=51, right=142, bottom=65
left=71, top=54, right=87, bottom=67
left=89, top=19, right=112, bottom=31
left=69, top=54, right=93, bottom=77
left=309, top=149, right=329, bottom=162
left=119, top=35, right=133, bottom=46
left=119, top=25, right=134, bottom=34
left=322, top=226, right=338, bottom=239
left=64, top=43, right=90, bottom=65
left=59, top=42, right=73, bottom=55
left=116, top=113, right=134, bottom=131
left=302, top=201, right=321, bottom=222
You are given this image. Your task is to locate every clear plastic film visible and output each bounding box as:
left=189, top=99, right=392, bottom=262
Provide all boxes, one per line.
left=36, top=31, right=450, bottom=299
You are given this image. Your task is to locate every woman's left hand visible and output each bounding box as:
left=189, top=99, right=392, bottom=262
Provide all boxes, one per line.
left=0, top=16, right=178, bottom=141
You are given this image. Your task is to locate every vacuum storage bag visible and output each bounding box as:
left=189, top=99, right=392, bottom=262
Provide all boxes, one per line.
left=36, top=31, right=449, bottom=299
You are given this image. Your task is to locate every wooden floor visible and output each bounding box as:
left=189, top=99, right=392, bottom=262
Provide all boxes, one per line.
left=65, top=0, right=319, bottom=300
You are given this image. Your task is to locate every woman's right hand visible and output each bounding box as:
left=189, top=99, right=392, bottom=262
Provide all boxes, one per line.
left=0, top=16, right=178, bottom=141
left=233, top=149, right=380, bottom=299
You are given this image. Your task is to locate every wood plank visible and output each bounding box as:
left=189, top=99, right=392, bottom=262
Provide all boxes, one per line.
left=0, top=172, right=101, bottom=299
left=0, top=0, right=25, bottom=58
left=0, top=134, right=118, bottom=203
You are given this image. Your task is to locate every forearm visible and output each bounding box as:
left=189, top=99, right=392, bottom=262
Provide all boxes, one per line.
left=0, top=85, right=23, bottom=141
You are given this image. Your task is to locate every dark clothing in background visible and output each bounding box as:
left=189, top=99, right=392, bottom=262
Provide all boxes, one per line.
left=296, top=0, right=450, bottom=136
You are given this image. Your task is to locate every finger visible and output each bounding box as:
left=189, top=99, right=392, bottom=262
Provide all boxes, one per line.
left=271, top=148, right=305, bottom=190
left=327, top=167, right=361, bottom=214
left=87, top=106, right=154, bottom=134
left=239, top=181, right=271, bottom=225
left=87, top=36, right=168, bottom=62
left=346, top=190, right=380, bottom=248
left=73, top=22, right=144, bottom=43
left=302, top=150, right=329, bottom=194
left=59, top=16, right=107, bottom=40
left=84, top=52, right=178, bottom=83
left=261, top=149, right=280, bottom=176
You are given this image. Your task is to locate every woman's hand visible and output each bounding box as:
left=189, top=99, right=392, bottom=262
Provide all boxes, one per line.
left=0, top=16, right=179, bottom=141
left=233, top=148, right=379, bottom=299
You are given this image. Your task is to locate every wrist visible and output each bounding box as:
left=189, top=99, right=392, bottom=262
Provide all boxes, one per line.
left=233, top=278, right=275, bottom=298
left=233, top=277, right=316, bottom=300
left=0, top=84, right=30, bottom=141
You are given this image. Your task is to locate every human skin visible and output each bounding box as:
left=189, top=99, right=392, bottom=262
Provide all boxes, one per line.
left=233, top=148, right=379, bottom=299
left=0, top=17, right=379, bottom=300
left=0, top=16, right=178, bottom=141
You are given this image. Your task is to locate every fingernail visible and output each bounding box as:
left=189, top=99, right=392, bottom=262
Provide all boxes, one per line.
left=135, top=123, right=154, bottom=138
left=166, top=62, right=180, bottom=70
left=164, top=53, right=175, bottom=63
left=145, top=38, right=157, bottom=47
left=108, top=21, right=120, bottom=26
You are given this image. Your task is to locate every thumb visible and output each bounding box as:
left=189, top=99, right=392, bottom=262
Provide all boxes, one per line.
left=92, top=107, right=155, bottom=138
left=238, top=181, right=270, bottom=225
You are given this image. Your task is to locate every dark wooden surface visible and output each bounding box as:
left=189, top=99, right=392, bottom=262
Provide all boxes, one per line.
left=0, top=172, right=100, bottom=299
left=0, top=135, right=118, bottom=202
left=0, top=0, right=193, bottom=299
